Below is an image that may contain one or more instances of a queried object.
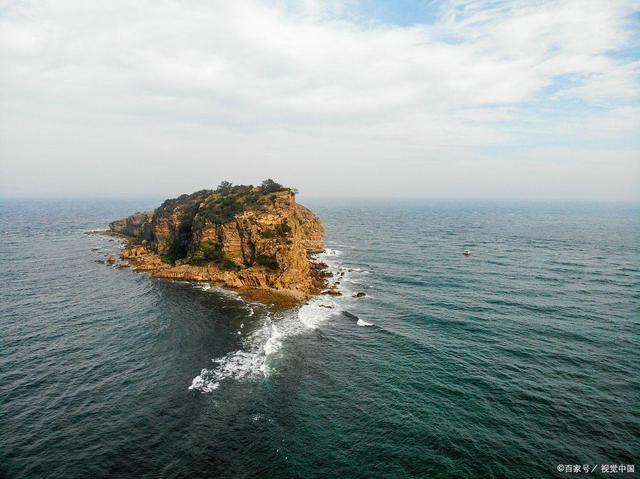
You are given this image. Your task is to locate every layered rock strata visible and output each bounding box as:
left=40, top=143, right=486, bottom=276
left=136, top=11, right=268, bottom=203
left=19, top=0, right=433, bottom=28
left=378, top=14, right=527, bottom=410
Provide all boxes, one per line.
left=109, top=187, right=326, bottom=301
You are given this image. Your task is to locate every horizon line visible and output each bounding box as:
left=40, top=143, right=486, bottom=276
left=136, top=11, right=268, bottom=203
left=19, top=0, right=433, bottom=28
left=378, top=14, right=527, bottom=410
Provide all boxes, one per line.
left=1, top=194, right=639, bottom=205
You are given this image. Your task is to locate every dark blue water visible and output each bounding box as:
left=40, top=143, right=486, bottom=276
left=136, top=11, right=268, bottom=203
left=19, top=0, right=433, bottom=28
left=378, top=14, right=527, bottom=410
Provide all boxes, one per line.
left=1, top=198, right=639, bottom=478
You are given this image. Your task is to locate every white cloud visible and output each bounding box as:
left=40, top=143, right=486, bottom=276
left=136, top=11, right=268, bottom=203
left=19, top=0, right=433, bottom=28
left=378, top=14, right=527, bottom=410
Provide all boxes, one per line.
left=0, top=0, right=638, bottom=199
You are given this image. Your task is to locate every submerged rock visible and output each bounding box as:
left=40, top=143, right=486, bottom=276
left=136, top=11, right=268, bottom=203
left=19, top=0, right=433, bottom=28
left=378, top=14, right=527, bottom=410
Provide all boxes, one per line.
left=322, top=288, right=342, bottom=296
left=353, top=292, right=366, bottom=298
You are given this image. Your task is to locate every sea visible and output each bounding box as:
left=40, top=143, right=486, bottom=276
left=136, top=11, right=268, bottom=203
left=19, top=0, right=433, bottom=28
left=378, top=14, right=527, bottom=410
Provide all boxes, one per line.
left=1, top=197, right=638, bottom=479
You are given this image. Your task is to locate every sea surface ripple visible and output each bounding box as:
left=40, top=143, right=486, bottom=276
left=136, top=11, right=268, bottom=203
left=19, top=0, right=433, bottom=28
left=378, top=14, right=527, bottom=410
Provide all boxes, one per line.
left=1, top=198, right=638, bottom=478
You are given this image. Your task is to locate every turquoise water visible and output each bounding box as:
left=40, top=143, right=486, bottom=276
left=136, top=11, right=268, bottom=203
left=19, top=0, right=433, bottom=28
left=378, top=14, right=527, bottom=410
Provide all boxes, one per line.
left=1, top=198, right=638, bottom=478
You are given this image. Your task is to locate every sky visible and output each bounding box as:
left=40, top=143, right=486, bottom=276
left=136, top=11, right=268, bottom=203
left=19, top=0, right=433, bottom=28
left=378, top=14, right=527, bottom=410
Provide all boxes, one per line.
left=0, top=0, right=639, bottom=200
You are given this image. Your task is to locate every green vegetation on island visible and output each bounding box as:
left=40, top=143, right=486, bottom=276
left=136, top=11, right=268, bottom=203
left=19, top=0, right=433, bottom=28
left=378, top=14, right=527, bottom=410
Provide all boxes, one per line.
left=153, top=179, right=296, bottom=266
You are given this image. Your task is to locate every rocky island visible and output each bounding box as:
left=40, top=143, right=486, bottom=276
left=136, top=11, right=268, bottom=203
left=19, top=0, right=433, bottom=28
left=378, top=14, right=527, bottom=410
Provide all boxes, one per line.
left=108, top=180, right=327, bottom=304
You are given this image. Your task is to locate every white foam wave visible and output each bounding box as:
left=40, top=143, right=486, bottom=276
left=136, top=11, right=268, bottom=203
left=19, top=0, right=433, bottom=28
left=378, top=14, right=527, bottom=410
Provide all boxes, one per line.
left=298, top=297, right=340, bottom=329
left=356, top=318, right=373, bottom=327
left=263, top=325, right=282, bottom=355
left=260, top=325, right=284, bottom=375
left=189, top=371, right=219, bottom=392
left=189, top=296, right=343, bottom=393
left=352, top=268, right=371, bottom=274
left=189, top=244, right=364, bottom=393
left=189, top=314, right=273, bottom=392
left=188, top=348, right=265, bottom=393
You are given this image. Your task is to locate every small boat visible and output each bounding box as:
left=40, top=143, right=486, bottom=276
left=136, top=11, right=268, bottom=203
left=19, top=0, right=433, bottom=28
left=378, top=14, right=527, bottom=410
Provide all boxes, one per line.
left=463, top=249, right=471, bottom=256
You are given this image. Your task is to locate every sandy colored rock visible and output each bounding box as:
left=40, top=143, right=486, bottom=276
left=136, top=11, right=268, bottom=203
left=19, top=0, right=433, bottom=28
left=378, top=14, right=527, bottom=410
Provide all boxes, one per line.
left=109, top=188, right=327, bottom=302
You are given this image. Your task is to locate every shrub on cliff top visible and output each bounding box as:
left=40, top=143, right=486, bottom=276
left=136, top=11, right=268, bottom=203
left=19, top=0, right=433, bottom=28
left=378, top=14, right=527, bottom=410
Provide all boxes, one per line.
left=195, top=180, right=293, bottom=227
left=260, top=179, right=284, bottom=194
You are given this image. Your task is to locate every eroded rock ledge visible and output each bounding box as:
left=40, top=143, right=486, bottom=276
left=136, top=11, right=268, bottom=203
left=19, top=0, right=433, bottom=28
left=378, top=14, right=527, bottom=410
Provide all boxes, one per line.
left=109, top=182, right=327, bottom=303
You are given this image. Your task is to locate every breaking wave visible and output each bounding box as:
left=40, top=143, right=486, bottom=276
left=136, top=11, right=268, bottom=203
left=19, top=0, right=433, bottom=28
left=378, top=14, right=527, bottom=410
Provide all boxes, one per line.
left=189, top=247, right=372, bottom=393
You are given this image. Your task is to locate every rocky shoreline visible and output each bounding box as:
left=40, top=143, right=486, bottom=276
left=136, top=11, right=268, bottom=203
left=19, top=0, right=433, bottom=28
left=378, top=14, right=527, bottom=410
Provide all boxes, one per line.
left=98, top=183, right=330, bottom=305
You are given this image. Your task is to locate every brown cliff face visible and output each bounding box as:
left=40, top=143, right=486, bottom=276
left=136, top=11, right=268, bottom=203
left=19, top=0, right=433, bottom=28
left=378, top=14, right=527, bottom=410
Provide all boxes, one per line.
left=110, top=186, right=326, bottom=301
left=109, top=212, right=153, bottom=239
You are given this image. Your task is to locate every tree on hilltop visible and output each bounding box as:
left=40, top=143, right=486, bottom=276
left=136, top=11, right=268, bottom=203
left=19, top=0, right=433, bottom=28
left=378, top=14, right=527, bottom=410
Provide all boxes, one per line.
left=260, top=179, right=283, bottom=193
left=216, top=180, right=233, bottom=194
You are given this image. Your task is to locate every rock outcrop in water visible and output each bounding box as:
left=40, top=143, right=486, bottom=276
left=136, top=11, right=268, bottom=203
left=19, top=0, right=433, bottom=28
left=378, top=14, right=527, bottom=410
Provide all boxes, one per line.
left=109, top=181, right=326, bottom=302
